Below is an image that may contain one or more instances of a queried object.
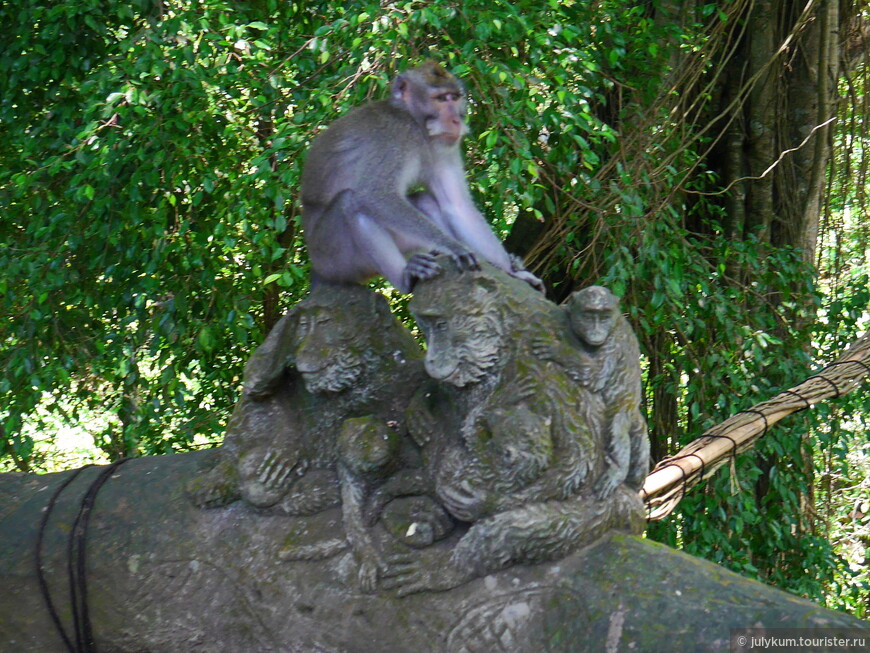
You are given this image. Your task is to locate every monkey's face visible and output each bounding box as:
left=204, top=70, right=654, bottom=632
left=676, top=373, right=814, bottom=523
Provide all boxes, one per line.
left=424, top=89, right=468, bottom=146
left=568, top=286, right=620, bottom=347
left=393, top=63, right=468, bottom=147
left=416, top=311, right=501, bottom=387
left=293, top=309, right=364, bottom=393
left=571, top=309, right=616, bottom=348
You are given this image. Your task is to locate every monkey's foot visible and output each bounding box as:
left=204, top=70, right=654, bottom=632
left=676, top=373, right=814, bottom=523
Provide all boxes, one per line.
left=349, top=540, right=393, bottom=593
left=186, top=459, right=240, bottom=508
left=238, top=450, right=300, bottom=507
left=378, top=550, right=472, bottom=597
left=403, top=253, right=442, bottom=292
left=278, top=469, right=340, bottom=516
left=510, top=269, right=545, bottom=293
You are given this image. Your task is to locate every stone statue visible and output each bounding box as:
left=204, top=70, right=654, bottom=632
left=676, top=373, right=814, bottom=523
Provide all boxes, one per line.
left=190, top=264, right=648, bottom=598
left=534, top=285, right=650, bottom=498
left=3, top=263, right=866, bottom=652
left=365, top=263, right=645, bottom=595
left=189, top=284, right=430, bottom=590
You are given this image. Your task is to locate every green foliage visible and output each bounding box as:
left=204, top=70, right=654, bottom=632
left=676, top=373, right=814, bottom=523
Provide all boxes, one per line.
left=0, top=0, right=675, bottom=468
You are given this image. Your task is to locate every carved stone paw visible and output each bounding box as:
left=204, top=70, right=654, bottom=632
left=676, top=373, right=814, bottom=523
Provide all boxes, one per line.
left=569, top=365, right=597, bottom=388
left=378, top=552, right=425, bottom=596
left=436, top=478, right=489, bottom=522
left=357, top=558, right=383, bottom=594
left=278, top=468, right=340, bottom=516
left=238, top=449, right=299, bottom=508
left=406, top=411, right=437, bottom=449
left=505, top=375, right=537, bottom=402
left=256, top=450, right=298, bottom=491
left=592, top=470, right=622, bottom=500
left=530, top=337, right=556, bottom=361
left=379, top=550, right=471, bottom=597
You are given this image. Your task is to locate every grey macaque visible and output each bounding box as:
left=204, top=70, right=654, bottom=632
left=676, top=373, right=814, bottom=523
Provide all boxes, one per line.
left=300, top=61, right=542, bottom=293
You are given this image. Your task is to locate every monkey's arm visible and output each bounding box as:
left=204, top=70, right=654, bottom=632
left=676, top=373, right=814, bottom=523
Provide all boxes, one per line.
left=381, top=489, right=645, bottom=596
left=242, top=311, right=299, bottom=399
left=337, top=463, right=387, bottom=592
left=599, top=335, right=649, bottom=492
left=426, top=158, right=543, bottom=290
left=592, top=409, right=632, bottom=499
left=426, top=158, right=510, bottom=266
left=335, top=416, right=403, bottom=592
left=531, top=336, right=579, bottom=366
left=624, top=412, right=650, bottom=490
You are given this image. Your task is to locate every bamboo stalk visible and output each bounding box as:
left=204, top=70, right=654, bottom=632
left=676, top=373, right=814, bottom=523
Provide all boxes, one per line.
left=641, top=330, right=870, bottom=520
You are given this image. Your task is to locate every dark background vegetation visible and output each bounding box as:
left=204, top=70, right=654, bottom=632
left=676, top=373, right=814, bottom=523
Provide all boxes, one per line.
left=2, top=0, right=868, bottom=614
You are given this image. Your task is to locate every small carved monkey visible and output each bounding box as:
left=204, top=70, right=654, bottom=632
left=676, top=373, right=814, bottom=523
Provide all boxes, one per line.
left=555, top=286, right=650, bottom=497
left=301, top=61, right=542, bottom=293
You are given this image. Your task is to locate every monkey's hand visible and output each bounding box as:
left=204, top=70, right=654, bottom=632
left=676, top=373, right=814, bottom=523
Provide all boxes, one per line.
left=239, top=449, right=299, bottom=507
left=403, top=252, right=442, bottom=292
left=437, top=479, right=490, bottom=522
left=358, top=558, right=383, bottom=593
left=379, top=551, right=471, bottom=597
left=406, top=403, right=438, bottom=447
left=592, top=466, right=624, bottom=500
left=256, top=450, right=298, bottom=493
left=531, top=337, right=558, bottom=361
left=448, top=248, right=480, bottom=272
left=500, top=376, right=538, bottom=406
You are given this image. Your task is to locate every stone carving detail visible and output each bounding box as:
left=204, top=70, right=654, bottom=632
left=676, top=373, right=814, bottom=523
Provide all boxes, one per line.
left=189, top=284, right=428, bottom=590
left=190, top=261, right=648, bottom=596
left=6, top=270, right=863, bottom=653
left=534, top=285, right=651, bottom=498
left=372, top=265, right=646, bottom=595
left=445, top=587, right=589, bottom=653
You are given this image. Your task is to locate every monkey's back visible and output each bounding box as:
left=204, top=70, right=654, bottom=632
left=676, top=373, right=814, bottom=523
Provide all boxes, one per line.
left=300, top=100, right=430, bottom=214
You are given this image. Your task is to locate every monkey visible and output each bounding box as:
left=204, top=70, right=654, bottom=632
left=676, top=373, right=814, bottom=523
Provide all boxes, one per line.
left=300, top=61, right=543, bottom=293
left=535, top=286, right=650, bottom=498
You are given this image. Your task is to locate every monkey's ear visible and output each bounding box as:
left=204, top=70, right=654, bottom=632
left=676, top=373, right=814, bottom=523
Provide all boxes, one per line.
left=392, top=73, right=410, bottom=102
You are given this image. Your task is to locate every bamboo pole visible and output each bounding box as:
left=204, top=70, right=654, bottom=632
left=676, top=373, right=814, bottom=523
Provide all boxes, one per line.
left=641, top=330, right=870, bottom=520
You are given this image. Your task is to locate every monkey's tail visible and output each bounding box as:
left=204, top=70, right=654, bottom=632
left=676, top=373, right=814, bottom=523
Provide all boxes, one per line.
left=277, top=538, right=349, bottom=562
